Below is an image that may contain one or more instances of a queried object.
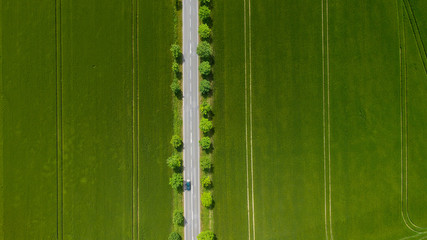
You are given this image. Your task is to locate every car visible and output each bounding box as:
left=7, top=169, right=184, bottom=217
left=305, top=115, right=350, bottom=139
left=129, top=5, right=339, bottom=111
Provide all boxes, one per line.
left=186, top=179, right=191, bottom=191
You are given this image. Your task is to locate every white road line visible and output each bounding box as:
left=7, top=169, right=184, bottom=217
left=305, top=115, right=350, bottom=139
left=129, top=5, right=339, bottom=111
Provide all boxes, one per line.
left=190, top=43, right=192, bottom=54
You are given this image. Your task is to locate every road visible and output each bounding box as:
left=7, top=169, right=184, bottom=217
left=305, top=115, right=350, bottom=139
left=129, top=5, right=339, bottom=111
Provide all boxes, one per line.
left=182, top=0, right=200, bottom=239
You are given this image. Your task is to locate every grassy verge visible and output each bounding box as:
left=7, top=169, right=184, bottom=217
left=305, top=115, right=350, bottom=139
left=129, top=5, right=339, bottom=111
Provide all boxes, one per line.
left=171, top=0, right=184, bottom=237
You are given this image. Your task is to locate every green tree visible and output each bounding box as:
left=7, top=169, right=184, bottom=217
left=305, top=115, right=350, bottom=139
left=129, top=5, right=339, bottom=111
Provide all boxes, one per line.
left=200, top=100, right=212, bottom=116
left=200, top=156, right=212, bottom=171
left=200, top=0, right=211, bottom=6
left=169, top=232, right=182, bottom=240
left=197, top=230, right=215, bottom=240
left=200, top=117, right=213, bottom=134
left=170, top=78, right=181, bottom=95
left=169, top=173, right=183, bottom=190
left=199, top=61, right=211, bottom=77
left=167, top=154, right=182, bottom=169
left=172, top=62, right=179, bottom=73
left=170, top=135, right=183, bottom=149
left=198, top=24, right=211, bottom=39
left=201, top=192, right=213, bottom=208
left=170, top=43, right=181, bottom=59
left=200, top=79, right=211, bottom=96
left=201, top=175, right=212, bottom=189
left=199, top=137, right=211, bottom=150
left=196, top=41, right=212, bottom=59
left=173, top=210, right=184, bottom=226
left=199, top=6, right=211, bottom=22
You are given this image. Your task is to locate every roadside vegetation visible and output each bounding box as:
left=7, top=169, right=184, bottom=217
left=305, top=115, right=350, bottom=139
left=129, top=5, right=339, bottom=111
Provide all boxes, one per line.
left=198, top=0, right=216, bottom=238
left=167, top=0, right=184, bottom=238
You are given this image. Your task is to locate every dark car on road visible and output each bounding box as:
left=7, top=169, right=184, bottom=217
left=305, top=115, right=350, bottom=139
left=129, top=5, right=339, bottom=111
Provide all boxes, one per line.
left=186, top=179, right=191, bottom=191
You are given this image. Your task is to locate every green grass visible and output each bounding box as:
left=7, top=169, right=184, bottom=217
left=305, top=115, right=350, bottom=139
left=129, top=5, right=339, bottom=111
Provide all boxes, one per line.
left=1, top=1, right=58, bottom=239
left=251, top=0, right=325, bottom=239
left=139, top=0, right=175, bottom=239
left=212, top=0, right=249, bottom=239
left=61, top=0, right=134, bottom=238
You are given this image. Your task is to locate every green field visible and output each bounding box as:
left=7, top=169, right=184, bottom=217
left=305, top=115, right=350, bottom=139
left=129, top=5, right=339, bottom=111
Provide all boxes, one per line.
left=1, top=0, right=174, bottom=239
left=214, top=0, right=427, bottom=239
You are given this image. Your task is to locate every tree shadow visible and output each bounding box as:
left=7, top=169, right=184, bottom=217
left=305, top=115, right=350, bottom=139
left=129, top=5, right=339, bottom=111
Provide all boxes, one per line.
left=175, top=0, right=182, bottom=10
left=204, top=127, right=215, bottom=138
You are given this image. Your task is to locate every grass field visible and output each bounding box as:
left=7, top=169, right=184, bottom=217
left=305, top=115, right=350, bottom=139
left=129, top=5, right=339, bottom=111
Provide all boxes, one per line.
left=61, top=0, right=135, bottom=238
left=1, top=1, right=58, bottom=239
left=212, top=0, right=249, bottom=239
left=213, top=0, right=427, bottom=239
left=1, top=0, right=174, bottom=239
left=139, top=0, right=175, bottom=239
left=405, top=0, right=427, bottom=229
left=251, top=0, right=325, bottom=238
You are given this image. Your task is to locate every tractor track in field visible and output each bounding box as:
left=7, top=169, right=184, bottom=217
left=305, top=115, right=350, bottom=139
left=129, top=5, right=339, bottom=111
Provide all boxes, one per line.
left=131, top=0, right=140, bottom=238
left=322, top=0, right=334, bottom=239
left=397, top=0, right=427, bottom=234
left=55, top=0, right=64, bottom=239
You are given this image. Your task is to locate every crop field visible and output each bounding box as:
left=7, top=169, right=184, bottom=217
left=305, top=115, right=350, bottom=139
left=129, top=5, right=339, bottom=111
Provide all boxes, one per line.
left=214, top=0, right=427, bottom=239
left=1, top=0, right=173, bottom=239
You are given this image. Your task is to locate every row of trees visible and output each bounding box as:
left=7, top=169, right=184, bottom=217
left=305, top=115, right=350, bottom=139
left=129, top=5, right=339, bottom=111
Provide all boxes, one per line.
left=198, top=0, right=216, bottom=239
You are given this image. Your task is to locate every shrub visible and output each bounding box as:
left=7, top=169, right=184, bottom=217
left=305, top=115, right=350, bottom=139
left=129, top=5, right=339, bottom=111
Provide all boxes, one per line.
left=200, top=79, right=211, bottom=96
left=197, top=230, right=215, bottom=240
left=170, top=78, right=181, bottom=95
left=169, top=173, right=184, bottom=190
left=199, top=61, right=211, bottom=77
left=200, top=100, right=212, bottom=116
left=170, top=135, right=183, bottom=149
left=196, top=41, right=212, bottom=59
left=200, top=156, right=212, bottom=171
left=169, top=232, right=182, bottom=240
left=173, top=210, right=184, bottom=226
left=200, top=117, right=213, bottom=134
left=167, top=154, right=182, bottom=169
left=172, top=62, right=179, bottom=73
left=201, top=175, right=212, bottom=189
left=199, top=137, right=211, bottom=150
left=198, top=24, right=211, bottom=39
left=199, top=6, right=211, bottom=22
left=201, top=192, right=213, bottom=208
left=170, top=43, right=181, bottom=59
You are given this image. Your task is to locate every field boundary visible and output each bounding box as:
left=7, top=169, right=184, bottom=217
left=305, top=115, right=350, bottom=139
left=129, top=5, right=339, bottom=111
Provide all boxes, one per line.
left=397, top=0, right=427, bottom=234
left=55, top=0, right=64, bottom=239
left=322, top=0, right=334, bottom=239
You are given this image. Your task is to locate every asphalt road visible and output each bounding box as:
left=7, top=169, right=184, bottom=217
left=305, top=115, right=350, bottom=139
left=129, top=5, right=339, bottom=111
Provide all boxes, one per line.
left=182, top=0, right=200, bottom=239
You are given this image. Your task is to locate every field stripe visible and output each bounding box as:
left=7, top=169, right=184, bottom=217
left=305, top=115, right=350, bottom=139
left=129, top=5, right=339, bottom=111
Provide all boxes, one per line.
left=55, top=0, right=64, bottom=238
left=244, top=0, right=252, bottom=238
left=248, top=0, right=256, bottom=238
left=326, top=0, right=334, bottom=238
left=322, top=0, right=334, bottom=239
left=131, top=0, right=140, bottom=238
left=321, top=0, right=329, bottom=239
left=0, top=0, right=3, bottom=236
